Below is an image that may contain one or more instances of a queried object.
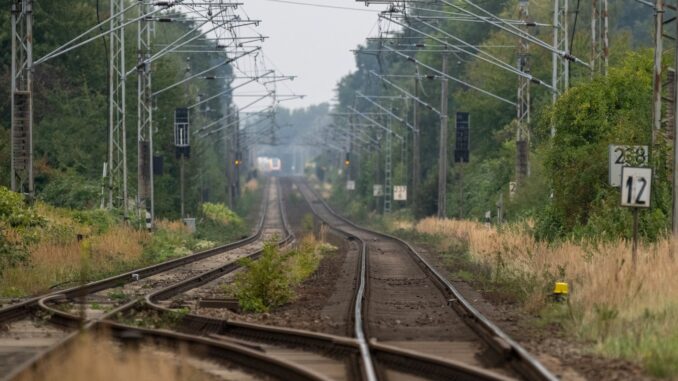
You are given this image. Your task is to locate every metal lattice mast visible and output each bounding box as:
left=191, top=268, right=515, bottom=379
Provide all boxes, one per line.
left=437, top=53, right=449, bottom=218
left=516, top=0, right=531, bottom=181
left=137, top=0, right=154, bottom=223
left=551, top=0, right=569, bottom=136
left=10, top=0, right=34, bottom=197
left=411, top=77, right=420, bottom=206
left=109, top=0, right=128, bottom=215
left=591, top=0, right=609, bottom=76
left=384, top=118, right=393, bottom=214
left=553, top=0, right=570, bottom=98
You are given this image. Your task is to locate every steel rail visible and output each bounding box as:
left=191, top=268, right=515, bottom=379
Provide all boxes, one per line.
left=295, top=180, right=518, bottom=381
left=295, top=179, right=558, bottom=381
left=10, top=298, right=332, bottom=381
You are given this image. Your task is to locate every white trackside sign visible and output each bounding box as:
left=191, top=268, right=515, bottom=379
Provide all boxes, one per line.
left=346, top=180, right=356, bottom=191
left=373, top=185, right=383, bottom=197
left=609, top=145, right=649, bottom=187
left=393, top=186, right=407, bottom=201
left=621, top=167, right=652, bottom=208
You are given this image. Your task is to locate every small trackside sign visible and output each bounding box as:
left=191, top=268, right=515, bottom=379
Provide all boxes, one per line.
left=621, top=167, right=652, bottom=208
left=609, top=145, right=649, bottom=187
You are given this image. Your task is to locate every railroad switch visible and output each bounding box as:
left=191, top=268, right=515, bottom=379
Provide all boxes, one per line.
left=552, top=282, right=569, bottom=302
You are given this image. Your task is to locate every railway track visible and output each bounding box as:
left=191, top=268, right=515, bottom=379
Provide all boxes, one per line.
left=0, top=179, right=334, bottom=381
left=293, top=178, right=558, bottom=381
left=1, top=177, right=560, bottom=381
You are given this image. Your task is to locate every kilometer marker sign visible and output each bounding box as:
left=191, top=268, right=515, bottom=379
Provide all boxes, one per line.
left=621, top=167, right=652, bottom=208
left=609, top=145, right=649, bottom=187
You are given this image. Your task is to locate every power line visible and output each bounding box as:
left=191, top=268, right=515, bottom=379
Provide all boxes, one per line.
left=260, top=0, right=382, bottom=12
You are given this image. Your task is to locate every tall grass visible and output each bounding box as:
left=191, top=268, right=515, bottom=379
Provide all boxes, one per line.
left=15, top=333, right=205, bottom=381
left=0, top=213, right=200, bottom=297
left=1, top=225, right=148, bottom=296
left=415, top=217, right=678, bottom=377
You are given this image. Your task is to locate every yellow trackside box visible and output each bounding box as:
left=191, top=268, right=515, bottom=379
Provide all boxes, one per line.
left=553, top=282, right=569, bottom=295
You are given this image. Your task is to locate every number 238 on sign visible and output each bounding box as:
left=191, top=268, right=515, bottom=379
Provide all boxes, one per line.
left=621, top=167, right=652, bottom=208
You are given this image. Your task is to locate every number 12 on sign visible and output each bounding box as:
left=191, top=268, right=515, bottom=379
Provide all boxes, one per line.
left=621, top=167, right=652, bottom=208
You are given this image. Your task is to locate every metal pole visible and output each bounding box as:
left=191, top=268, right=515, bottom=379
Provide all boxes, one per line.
left=180, top=156, right=185, bottom=218
left=384, top=120, right=393, bottom=214
left=459, top=164, right=464, bottom=218
left=632, top=208, right=639, bottom=269
left=652, top=0, right=664, bottom=146
left=412, top=77, right=421, bottom=208
left=137, top=0, right=153, bottom=225
left=602, top=0, right=609, bottom=74
left=109, top=0, right=128, bottom=216
left=10, top=0, right=34, bottom=198
left=672, top=8, right=678, bottom=237
left=437, top=53, right=449, bottom=219
left=517, top=0, right=531, bottom=181
left=592, top=0, right=598, bottom=75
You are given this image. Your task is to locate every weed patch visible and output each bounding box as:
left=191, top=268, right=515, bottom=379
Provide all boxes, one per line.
left=229, top=236, right=336, bottom=313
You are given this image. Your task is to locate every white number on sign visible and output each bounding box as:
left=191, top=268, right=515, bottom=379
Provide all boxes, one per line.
left=620, top=167, right=652, bottom=208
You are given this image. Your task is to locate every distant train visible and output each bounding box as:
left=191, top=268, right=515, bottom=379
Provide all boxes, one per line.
left=257, top=156, right=282, bottom=173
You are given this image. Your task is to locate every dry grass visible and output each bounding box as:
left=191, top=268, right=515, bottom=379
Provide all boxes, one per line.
left=415, top=217, right=678, bottom=376
left=2, top=225, right=148, bottom=296
left=16, top=333, right=208, bottom=381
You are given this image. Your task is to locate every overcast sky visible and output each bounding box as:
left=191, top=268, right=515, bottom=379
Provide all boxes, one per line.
left=231, top=0, right=389, bottom=111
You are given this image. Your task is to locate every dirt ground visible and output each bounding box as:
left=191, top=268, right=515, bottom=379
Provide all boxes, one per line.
left=410, top=241, right=654, bottom=381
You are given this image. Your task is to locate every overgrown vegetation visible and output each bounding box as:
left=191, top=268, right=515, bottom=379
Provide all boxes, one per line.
left=195, top=202, right=247, bottom=244
left=229, top=236, right=336, bottom=313
left=0, top=185, right=255, bottom=297
left=0, top=0, right=238, bottom=220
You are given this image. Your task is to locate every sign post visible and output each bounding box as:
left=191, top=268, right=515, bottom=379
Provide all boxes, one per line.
left=621, top=167, right=652, bottom=268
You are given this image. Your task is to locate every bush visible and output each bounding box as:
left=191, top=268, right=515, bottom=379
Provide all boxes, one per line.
left=230, top=237, right=336, bottom=313
left=38, top=174, right=101, bottom=210
left=0, top=186, right=43, bottom=227
left=72, top=209, right=118, bottom=234
left=232, top=242, right=292, bottom=313
left=201, top=203, right=243, bottom=226
left=196, top=203, right=247, bottom=243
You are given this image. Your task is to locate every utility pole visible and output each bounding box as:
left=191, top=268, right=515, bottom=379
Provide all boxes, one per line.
left=109, top=0, right=128, bottom=216
left=552, top=0, right=570, bottom=136
left=437, top=53, right=449, bottom=219
left=516, top=0, right=531, bottom=182
left=412, top=77, right=421, bottom=208
left=137, top=0, right=154, bottom=227
left=384, top=117, right=393, bottom=214
left=652, top=0, right=665, bottom=146
left=591, top=0, right=610, bottom=76
left=672, top=3, right=678, bottom=239
left=226, top=104, right=234, bottom=210
left=234, top=109, right=241, bottom=200
left=10, top=0, right=34, bottom=198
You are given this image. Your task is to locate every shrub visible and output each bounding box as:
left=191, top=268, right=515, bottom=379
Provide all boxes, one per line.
left=201, top=203, right=243, bottom=226
left=38, top=174, right=100, bottom=210
left=0, top=186, right=43, bottom=227
left=232, top=242, right=292, bottom=313
left=231, top=237, right=336, bottom=313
